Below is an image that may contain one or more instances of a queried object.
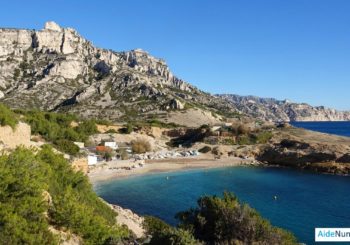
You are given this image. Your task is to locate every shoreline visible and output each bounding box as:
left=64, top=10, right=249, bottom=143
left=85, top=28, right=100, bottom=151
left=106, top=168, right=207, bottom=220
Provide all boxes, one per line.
left=88, top=155, right=260, bottom=184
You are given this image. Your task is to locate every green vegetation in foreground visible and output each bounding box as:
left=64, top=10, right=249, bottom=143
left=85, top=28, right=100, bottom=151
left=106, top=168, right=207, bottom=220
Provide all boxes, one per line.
left=144, top=216, right=198, bottom=245
left=0, top=103, right=18, bottom=129
left=14, top=109, right=98, bottom=156
left=0, top=146, right=129, bottom=244
left=144, top=192, right=297, bottom=245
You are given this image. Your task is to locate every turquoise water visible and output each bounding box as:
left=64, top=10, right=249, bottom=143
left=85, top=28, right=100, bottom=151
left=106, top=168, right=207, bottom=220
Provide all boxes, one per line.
left=291, top=121, right=350, bottom=137
left=94, top=166, right=350, bottom=244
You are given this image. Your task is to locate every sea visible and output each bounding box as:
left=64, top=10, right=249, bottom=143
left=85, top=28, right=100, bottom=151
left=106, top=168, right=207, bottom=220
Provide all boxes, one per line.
left=94, top=122, right=350, bottom=244
left=290, top=121, right=350, bottom=137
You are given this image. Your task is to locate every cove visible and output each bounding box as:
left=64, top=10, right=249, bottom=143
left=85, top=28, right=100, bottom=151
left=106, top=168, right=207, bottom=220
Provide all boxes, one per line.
left=94, top=166, right=350, bottom=244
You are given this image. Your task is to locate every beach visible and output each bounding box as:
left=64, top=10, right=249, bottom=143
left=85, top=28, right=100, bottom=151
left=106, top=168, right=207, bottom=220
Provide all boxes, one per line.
left=88, top=154, right=259, bottom=183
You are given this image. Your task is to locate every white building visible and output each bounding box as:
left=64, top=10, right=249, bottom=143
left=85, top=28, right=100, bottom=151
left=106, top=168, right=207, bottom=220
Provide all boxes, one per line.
left=104, top=141, right=118, bottom=150
left=88, top=155, right=98, bottom=165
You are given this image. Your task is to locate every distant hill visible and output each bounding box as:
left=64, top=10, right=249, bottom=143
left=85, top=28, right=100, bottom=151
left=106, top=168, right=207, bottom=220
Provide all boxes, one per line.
left=217, top=94, right=350, bottom=122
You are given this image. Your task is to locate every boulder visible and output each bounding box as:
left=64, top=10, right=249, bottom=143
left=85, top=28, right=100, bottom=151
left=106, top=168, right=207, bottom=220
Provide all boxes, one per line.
left=168, top=98, right=184, bottom=110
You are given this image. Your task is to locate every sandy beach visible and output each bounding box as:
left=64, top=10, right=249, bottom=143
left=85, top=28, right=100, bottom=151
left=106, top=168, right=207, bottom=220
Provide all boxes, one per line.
left=88, top=154, right=260, bottom=183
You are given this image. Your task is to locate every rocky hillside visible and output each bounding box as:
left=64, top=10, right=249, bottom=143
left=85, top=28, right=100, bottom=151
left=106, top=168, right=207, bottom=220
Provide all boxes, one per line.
left=218, top=94, right=350, bottom=122
left=1, top=21, right=348, bottom=124
left=0, top=21, right=236, bottom=124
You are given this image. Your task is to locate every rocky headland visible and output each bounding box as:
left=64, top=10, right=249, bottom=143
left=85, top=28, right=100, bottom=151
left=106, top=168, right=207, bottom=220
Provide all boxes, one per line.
left=218, top=94, right=350, bottom=122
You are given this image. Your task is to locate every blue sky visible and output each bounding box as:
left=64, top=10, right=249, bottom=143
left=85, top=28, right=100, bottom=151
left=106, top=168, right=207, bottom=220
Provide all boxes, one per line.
left=1, top=0, right=349, bottom=110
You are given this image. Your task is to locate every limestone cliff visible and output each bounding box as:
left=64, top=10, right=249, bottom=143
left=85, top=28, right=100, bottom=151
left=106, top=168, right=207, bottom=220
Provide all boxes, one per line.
left=0, top=21, right=233, bottom=124
left=0, top=21, right=347, bottom=123
left=218, top=94, right=350, bottom=122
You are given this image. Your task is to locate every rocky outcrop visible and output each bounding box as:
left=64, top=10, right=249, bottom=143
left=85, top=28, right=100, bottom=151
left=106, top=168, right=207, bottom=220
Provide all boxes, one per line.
left=0, top=122, right=32, bottom=150
left=166, top=98, right=184, bottom=110
left=110, top=204, right=145, bottom=239
left=0, top=21, right=233, bottom=123
left=3, top=21, right=345, bottom=123
left=71, top=158, right=89, bottom=174
left=257, top=138, right=350, bottom=174
left=49, top=226, right=83, bottom=245
left=219, top=94, right=350, bottom=122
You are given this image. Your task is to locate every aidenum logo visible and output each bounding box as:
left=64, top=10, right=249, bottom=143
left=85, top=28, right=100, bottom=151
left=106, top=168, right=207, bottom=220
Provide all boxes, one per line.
left=315, top=228, right=350, bottom=242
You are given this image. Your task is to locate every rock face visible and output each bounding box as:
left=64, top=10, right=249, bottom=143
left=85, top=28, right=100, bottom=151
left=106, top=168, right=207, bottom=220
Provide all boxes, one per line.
left=219, top=94, right=350, bottom=122
left=257, top=138, right=350, bottom=174
left=256, top=127, right=350, bottom=175
left=1, top=21, right=347, bottom=123
left=0, top=122, right=32, bottom=150
left=0, top=21, right=235, bottom=123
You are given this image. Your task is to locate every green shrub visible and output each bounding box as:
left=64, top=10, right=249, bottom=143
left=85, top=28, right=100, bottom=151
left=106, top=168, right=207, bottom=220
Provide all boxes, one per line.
left=198, top=146, right=212, bottom=153
left=237, top=135, right=254, bottom=145
left=176, top=192, right=297, bottom=244
left=221, top=138, right=236, bottom=145
left=105, top=129, right=118, bottom=133
left=95, top=119, right=112, bottom=126
left=255, top=131, right=273, bottom=144
left=55, top=139, right=80, bottom=156
left=0, top=146, right=129, bottom=244
left=0, top=103, right=18, bottom=129
left=75, top=120, right=98, bottom=136
left=0, top=148, right=57, bottom=244
left=143, top=216, right=198, bottom=245
left=18, top=110, right=97, bottom=155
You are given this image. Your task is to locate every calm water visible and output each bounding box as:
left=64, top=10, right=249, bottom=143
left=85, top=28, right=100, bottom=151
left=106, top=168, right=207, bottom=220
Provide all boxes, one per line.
left=291, top=121, right=350, bottom=137
left=95, top=166, right=350, bottom=244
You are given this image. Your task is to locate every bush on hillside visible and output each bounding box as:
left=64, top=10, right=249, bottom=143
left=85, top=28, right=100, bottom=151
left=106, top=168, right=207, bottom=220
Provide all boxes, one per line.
left=198, top=146, right=212, bottom=153
left=143, top=216, right=198, bottom=245
left=176, top=192, right=297, bottom=244
left=131, top=139, right=151, bottom=153
left=105, top=129, right=118, bottom=134
left=17, top=110, right=98, bottom=155
left=0, top=103, right=18, bottom=129
left=0, top=146, right=129, bottom=244
left=55, top=139, right=80, bottom=156
left=255, top=131, right=273, bottom=144
left=236, top=124, right=250, bottom=135
left=75, top=120, right=98, bottom=136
